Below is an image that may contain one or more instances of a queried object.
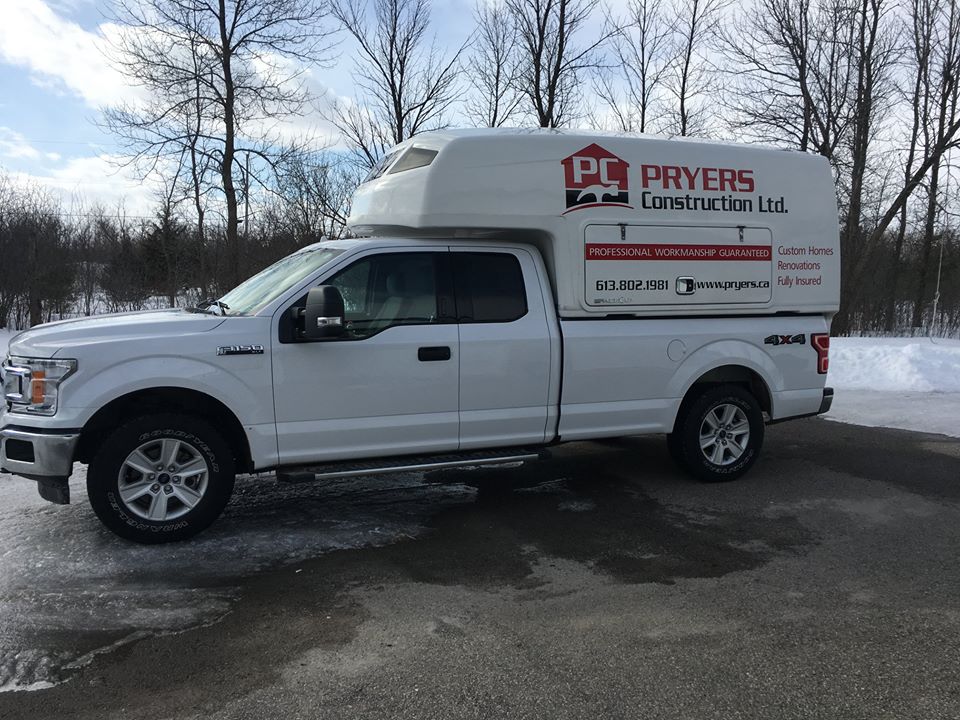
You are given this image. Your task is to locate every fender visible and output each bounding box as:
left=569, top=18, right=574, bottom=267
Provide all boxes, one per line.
left=63, top=355, right=269, bottom=417
left=58, top=354, right=277, bottom=467
left=666, top=339, right=783, bottom=414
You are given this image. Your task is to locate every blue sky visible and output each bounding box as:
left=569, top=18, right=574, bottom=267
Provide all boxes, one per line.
left=0, top=0, right=480, bottom=215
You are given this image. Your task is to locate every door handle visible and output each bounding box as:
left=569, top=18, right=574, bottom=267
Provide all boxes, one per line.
left=418, top=346, right=451, bottom=362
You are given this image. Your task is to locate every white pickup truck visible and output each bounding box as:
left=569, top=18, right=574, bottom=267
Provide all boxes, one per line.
left=1, top=130, right=838, bottom=543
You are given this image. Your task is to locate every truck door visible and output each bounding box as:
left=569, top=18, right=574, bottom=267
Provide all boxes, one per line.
left=452, top=248, right=556, bottom=448
left=271, top=249, right=460, bottom=465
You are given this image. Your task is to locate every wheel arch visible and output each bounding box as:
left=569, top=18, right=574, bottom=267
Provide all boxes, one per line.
left=667, top=340, right=781, bottom=423
left=676, top=364, right=773, bottom=425
left=76, top=387, right=254, bottom=472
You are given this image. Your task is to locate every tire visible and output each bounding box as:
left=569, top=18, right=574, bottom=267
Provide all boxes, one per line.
left=673, top=384, right=764, bottom=483
left=87, top=413, right=236, bottom=543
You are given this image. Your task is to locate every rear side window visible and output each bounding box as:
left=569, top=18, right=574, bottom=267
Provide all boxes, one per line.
left=454, top=253, right=527, bottom=323
left=361, top=148, right=403, bottom=183
left=388, top=147, right=438, bottom=174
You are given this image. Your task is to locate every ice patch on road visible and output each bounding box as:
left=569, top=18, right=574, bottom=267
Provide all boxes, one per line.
left=826, top=337, right=960, bottom=438
left=0, top=465, right=476, bottom=691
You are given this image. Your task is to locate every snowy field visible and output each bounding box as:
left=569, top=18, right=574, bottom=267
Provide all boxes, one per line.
left=0, top=327, right=958, bottom=691
left=825, top=337, right=960, bottom=438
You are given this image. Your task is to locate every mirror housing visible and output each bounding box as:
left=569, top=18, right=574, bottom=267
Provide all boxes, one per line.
left=302, top=285, right=345, bottom=340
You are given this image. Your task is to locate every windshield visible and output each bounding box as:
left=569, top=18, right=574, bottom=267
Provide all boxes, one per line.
left=217, top=246, right=345, bottom=316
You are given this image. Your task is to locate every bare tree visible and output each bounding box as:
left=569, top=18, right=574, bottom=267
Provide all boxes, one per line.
left=885, top=0, right=935, bottom=329
left=104, top=0, right=335, bottom=287
left=464, top=1, right=524, bottom=127
left=506, top=0, right=609, bottom=127
left=595, top=0, right=674, bottom=133
left=912, top=0, right=960, bottom=327
left=273, top=152, right=362, bottom=241
left=0, top=181, right=73, bottom=327
left=666, top=0, right=725, bottom=136
left=328, top=0, right=465, bottom=169
left=721, top=0, right=856, bottom=158
left=836, top=1, right=960, bottom=332
left=836, top=0, right=898, bottom=331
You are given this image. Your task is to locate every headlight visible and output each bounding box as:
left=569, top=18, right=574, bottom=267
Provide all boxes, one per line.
left=2, top=356, right=77, bottom=416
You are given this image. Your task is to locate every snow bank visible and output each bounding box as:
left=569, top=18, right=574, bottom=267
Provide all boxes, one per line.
left=829, top=337, right=960, bottom=393
left=0, top=329, right=15, bottom=353
left=827, top=337, right=960, bottom=438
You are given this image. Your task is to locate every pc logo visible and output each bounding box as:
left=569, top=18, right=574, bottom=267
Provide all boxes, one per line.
left=561, top=144, right=632, bottom=213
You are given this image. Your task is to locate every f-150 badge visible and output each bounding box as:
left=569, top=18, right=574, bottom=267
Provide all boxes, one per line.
left=217, top=345, right=264, bottom=356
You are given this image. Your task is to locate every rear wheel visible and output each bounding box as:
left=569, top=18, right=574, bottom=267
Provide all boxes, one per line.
left=87, top=414, right=235, bottom=543
left=671, top=384, right=764, bottom=483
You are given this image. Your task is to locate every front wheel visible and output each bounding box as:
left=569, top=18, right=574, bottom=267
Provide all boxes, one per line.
left=87, top=414, right=236, bottom=543
left=672, top=384, right=764, bottom=483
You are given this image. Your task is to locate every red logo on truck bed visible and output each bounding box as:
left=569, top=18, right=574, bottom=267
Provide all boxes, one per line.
left=562, top=144, right=631, bottom=213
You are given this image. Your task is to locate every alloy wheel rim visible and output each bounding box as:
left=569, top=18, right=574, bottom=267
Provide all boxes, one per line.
left=117, top=438, right=209, bottom=521
left=699, top=404, right=750, bottom=466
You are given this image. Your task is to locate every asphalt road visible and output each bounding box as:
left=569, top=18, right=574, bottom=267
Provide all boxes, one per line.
left=3, top=418, right=960, bottom=719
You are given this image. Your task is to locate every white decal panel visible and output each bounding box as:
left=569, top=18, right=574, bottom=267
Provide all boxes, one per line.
left=584, top=225, right=773, bottom=306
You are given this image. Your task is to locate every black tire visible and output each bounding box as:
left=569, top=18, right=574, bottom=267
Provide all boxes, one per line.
left=673, top=384, right=764, bottom=483
left=87, top=413, right=235, bottom=543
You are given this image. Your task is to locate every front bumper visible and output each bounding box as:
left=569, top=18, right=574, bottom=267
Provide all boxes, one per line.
left=1, top=425, right=79, bottom=503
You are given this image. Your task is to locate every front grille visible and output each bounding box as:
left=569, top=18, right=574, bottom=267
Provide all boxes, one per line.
left=1, top=357, right=29, bottom=407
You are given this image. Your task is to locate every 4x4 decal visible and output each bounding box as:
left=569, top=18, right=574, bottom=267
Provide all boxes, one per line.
left=764, top=334, right=805, bottom=346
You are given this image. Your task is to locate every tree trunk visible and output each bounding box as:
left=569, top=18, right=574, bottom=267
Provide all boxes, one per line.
left=912, top=162, right=941, bottom=328
left=29, top=295, right=42, bottom=328
left=219, top=0, right=240, bottom=289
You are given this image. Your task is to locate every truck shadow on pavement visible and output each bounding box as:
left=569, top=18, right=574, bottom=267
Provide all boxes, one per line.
left=395, top=440, right=814, bottom=587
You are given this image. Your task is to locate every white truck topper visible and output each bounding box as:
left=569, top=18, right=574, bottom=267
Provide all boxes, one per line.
left=348, top=128, right=840, bottom=318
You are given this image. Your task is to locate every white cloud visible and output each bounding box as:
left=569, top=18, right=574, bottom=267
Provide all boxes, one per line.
left=12, top=154, right=164, bottom=216
left=0, top=127, right=41, bottom=160
left=0, top=0, right=132, bottom=107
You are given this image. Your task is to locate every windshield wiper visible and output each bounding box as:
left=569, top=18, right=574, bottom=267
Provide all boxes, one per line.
left=187, top=298, right=230, bottom=316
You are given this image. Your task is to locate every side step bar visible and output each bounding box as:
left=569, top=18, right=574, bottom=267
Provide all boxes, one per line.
left=276, top=447, right=549, bottom=483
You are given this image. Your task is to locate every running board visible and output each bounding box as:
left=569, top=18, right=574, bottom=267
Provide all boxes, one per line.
left=275, top=447, right=549, bottom=483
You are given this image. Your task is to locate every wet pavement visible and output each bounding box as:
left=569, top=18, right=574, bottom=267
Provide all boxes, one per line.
left=2, top=418, right=959, bottom=718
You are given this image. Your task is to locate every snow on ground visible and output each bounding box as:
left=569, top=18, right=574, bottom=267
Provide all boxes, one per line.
left=826, top=337, right=960, bottom=438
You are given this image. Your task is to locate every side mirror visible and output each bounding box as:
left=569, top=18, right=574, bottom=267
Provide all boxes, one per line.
left=303, top=285, right=345, bottom=340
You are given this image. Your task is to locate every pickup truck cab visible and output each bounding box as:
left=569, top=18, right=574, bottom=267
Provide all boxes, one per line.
left=1, top=130, right=838, bottom=543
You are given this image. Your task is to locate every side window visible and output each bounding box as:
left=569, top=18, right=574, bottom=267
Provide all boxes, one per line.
left=326, top=253, right=441, bottom=339
left=454, top=253, right=528, bottom=323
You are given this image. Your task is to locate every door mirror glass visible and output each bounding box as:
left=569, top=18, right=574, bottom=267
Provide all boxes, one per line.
left=303, top=285, right=345, bottom=340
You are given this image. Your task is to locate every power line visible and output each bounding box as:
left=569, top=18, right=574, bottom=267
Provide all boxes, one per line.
left=4, top=139, right=107, bottom=146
